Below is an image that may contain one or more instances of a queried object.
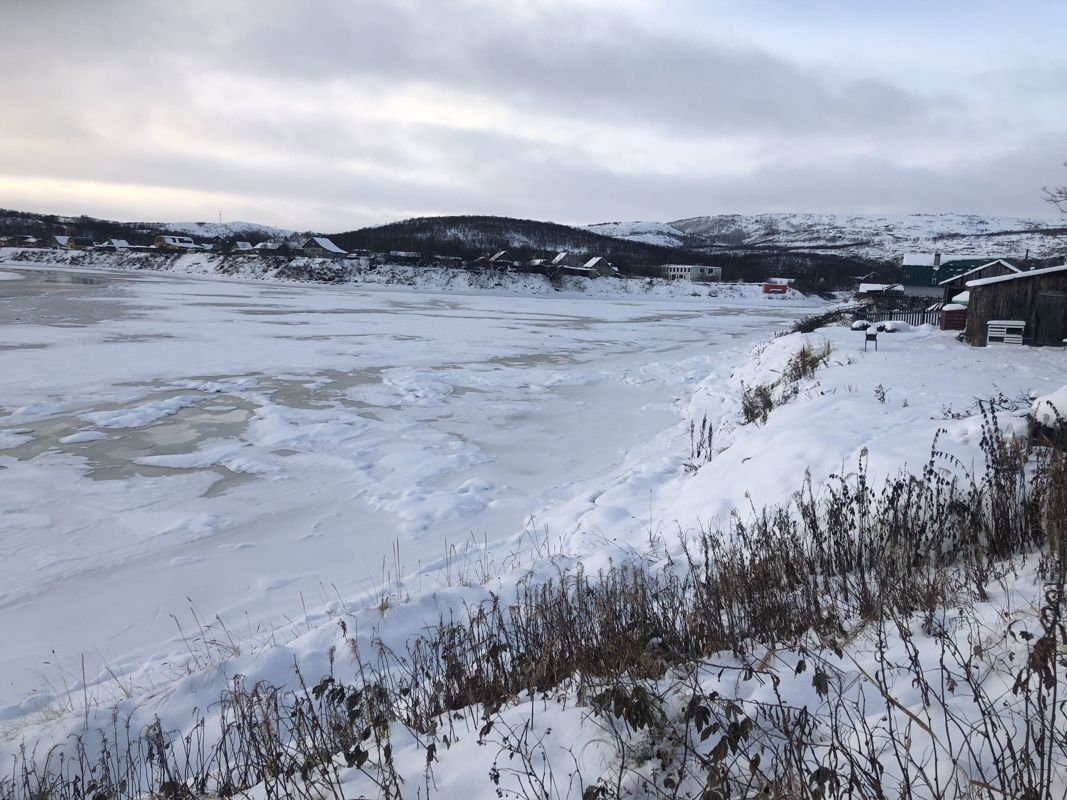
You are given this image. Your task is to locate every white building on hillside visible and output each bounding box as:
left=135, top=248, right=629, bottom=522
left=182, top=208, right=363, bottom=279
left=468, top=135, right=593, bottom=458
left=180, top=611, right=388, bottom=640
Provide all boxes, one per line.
left=664, top=264, right=722, bottom=282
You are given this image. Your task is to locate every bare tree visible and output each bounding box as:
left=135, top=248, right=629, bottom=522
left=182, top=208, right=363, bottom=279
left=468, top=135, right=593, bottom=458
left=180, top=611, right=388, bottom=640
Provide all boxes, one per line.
left=1044, top=161, right=1067, bottom=215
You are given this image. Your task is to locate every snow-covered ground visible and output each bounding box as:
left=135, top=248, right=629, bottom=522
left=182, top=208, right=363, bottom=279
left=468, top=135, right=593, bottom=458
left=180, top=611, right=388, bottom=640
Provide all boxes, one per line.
left=4, top=257, right=1067, bottom=798
left=0, top=262, right=820, bottom=728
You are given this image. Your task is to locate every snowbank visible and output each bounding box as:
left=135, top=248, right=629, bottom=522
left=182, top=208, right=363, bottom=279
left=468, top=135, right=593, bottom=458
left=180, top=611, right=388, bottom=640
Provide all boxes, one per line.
left=1032, top=385, right=1067, bottom=426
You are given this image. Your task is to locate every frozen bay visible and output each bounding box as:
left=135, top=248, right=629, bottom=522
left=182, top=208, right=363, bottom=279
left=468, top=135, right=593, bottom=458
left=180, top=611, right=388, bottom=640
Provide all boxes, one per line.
left=0, top=265, right=818, bottom=707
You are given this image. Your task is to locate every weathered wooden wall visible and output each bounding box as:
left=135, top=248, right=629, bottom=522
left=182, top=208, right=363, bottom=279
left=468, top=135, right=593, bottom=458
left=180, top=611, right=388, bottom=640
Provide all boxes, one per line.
left=966, top=272, right=1067, bottom=346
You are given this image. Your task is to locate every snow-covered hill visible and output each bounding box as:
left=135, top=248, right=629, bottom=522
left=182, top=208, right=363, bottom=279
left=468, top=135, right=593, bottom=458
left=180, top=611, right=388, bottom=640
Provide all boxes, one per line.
left=588, top=212, right=1066, bottom=261
left=0, top=208, right=295, bottom=246
left=162, top=220, right=294, bottom=239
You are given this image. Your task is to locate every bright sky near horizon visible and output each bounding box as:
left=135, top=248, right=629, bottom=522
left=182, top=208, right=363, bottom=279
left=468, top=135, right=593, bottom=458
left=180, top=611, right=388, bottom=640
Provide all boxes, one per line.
left=1, top=0, right=1065, bottom=231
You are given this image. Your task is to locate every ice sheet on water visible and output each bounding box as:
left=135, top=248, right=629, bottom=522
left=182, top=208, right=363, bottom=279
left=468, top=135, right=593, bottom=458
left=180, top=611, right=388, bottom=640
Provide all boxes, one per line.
left=81, top=394, right=208, bottom=428
left=58, top=430, right=108, bottom=444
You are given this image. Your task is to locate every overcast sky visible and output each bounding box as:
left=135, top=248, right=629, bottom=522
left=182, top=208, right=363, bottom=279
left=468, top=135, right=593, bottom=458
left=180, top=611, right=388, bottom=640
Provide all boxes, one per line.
left=2, top=0, right=1065, bottom=231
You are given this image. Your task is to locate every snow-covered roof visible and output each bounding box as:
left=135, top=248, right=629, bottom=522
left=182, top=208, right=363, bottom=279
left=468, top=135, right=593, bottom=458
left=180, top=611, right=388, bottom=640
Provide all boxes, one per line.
left=938, top=255, right=988, bottom=266
left=108, top=239, right=130, bottom=248
left=952, top=291, right=969, bottom=304
left=53, top=235, right=70, bottom=246
left=966, top=264, right=1067, bottom=288
left=584, top=257, right=616, bottom=270
left=858, top=283, right=903, bottom=293
left=255, top=241, right=283, bottom=250
left=903, top=253, right=988, bottom=267
left=937, top=259, right=1018, bottom=285
left=490, top=251, right=512, bottom=261
left=903, top=253, right=938, bottom=266
left=767, top=277, right=794, bottom=285
left=303, top=237, right=346, bottom=254
left=232, top=241, right=254, bottom=251
left=551, top=252, right=572, bottom=264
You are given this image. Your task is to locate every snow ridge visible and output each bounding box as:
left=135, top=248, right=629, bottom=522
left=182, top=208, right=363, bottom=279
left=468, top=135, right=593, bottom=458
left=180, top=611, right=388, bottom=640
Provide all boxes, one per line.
left=587, top=212, right=1066, bottom=260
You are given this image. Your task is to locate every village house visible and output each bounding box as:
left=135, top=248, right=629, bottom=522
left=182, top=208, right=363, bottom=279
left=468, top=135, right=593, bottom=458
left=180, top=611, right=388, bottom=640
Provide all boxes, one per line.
left=551, top=251, right=582, bottom=269
left=902, top=252, right=993, bottom=295
left=964, top=264, right=1067, bottom=347
left=431, top=255, right=465, bottom=269
left=522, top=258, right=552, bottom=274
left=489, top=251, right=515, bottom=267
left=384, top=251, right=422, bottom=266
left=663, top=264, right=720, bottom=282
left=154, top=235, right=198, bottom=251
left=558, top=264, right=598, bottom=278
left=301, top=237, right=346, bottom=258
left=584, top=256, right=620, bottom=278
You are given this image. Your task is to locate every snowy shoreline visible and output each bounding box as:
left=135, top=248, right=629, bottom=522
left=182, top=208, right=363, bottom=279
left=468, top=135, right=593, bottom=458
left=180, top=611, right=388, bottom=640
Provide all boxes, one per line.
left=0, top=246, right=815, bottom=304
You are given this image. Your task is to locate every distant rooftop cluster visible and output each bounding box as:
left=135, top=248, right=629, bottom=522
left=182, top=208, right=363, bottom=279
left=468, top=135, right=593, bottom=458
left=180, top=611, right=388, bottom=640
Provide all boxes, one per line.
left=0, top=232, right=732, bottom=282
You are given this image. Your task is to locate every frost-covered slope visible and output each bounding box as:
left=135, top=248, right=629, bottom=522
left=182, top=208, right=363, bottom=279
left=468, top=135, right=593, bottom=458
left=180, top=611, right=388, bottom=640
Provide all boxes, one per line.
left=588, top=212, right=1066, bottom=260
left=162, top=220, right=294, bottom=238
left=0, top=208, right=293, bottom=245
left=580, top=220, right=692, bottom=248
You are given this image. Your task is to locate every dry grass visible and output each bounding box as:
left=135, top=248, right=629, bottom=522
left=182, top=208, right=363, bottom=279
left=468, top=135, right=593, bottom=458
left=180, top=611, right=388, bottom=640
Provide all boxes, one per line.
left=5, top=407, right=1066, bottom=799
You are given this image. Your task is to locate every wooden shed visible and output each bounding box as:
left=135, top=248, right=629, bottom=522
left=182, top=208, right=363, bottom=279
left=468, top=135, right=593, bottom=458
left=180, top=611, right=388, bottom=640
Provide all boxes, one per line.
left=965, top=265, right=1067, bottom=346
left=939, top=259, right=1019, bottom=303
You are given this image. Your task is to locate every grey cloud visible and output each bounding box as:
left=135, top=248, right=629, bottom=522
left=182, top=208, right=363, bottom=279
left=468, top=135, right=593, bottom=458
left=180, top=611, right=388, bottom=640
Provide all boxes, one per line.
left=207, top=1, right=941, bottom=137
left=0, top=0, right=1062, bottom=228
left=2, top=0, right=944, bottom=138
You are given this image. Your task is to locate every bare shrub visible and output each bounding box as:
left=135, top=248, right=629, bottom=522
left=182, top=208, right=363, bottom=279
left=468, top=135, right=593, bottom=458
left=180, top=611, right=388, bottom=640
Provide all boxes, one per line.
left=5, top=408, right=1066, bottom=799
left=683, top=414, right=714, bottom=473
left=737, top=339, right=831, bottom=426
left=782, top=340, right=832, bottom=383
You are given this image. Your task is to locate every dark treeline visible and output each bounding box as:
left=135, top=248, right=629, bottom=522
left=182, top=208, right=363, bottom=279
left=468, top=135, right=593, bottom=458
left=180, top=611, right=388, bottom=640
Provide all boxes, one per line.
left=0, top=209, right=159, bottom=245
left=329, top=215, right=684, bottom=265
left=0, top=209, right=284, bottom=248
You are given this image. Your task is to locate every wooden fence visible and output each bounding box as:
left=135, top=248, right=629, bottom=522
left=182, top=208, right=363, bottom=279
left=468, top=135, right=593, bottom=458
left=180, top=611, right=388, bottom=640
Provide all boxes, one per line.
left=856, top=306, right=943, bottom=327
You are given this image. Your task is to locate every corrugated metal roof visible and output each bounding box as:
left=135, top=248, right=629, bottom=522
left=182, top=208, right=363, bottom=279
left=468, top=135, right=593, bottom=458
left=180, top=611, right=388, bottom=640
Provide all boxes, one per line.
left=967, top=264, right=1067, bottom=288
